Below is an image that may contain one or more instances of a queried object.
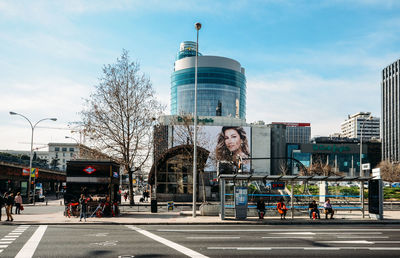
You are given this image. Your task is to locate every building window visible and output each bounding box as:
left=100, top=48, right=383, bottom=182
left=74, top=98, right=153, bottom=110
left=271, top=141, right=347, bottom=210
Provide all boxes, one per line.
left=55, top=147, right=60, bottom=151
left=62, top=147, right=67, bottom=152
left=69, top=148, right=74, bottom=152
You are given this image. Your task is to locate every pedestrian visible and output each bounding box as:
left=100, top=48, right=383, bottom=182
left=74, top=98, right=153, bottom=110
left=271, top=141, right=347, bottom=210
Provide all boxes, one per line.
left=79, top=194, right=88, bottom=222
left=256, top=198, right=266, bottom=219
left=277, top=198, right=288, bottom=220
left=308, top=200, right=320, bottom=219
left=123, top=191, right=128, bottom=202
left=324, top=198, right=334, bottom=219
left=6, top=192, right=14, bottom=222
left=0, top=192, right=4, bottom=221
left=14, top=192, right=23, bottom=214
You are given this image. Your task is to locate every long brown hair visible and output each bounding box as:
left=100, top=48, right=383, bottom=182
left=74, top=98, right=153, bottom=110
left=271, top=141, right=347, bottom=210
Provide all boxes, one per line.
left=215, top=126, right=250, bottom=161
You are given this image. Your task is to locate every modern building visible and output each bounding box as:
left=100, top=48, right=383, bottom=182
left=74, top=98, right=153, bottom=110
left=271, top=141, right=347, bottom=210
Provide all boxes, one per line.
left=272, top=122, right=311, bottom=144
left=171, top=41, right=247, bottom=119
left=288, top=136, right=381, bottom=176
left=382, top=58, right=400, bottom=162
left=340, top=112, right=380, bottom=140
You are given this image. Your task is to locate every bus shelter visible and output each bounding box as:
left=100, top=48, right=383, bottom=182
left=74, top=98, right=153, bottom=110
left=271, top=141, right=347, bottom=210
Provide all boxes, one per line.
left=219, top=174, right=372, bottom=220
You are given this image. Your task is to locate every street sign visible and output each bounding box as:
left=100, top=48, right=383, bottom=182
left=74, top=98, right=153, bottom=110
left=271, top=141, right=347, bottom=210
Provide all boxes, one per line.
left=372, top=168, right=381, bottom=179
left=271, top=182, right=285, bottom=190
left=361, top=163, right=370, bottom=170
left=22, top=168, right=30, bottom=176
left=31, top=168, right=39, bottom=178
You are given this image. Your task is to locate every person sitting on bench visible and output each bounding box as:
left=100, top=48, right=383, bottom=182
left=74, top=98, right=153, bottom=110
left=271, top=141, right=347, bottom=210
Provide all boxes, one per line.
left=308, top=200, right=320, bottom=219
left=257, top=198, right=266, bottom=219
left=324, top=198, right=334, bottom=219
left=277, top=198, right=288, bottom=220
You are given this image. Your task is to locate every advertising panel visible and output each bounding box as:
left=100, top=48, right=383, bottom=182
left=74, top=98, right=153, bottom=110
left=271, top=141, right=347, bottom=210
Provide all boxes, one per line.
left=173, top=125, right=251, bottom=172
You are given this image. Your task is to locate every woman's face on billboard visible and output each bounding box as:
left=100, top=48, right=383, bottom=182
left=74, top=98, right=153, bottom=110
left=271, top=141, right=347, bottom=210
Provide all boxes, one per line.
left=224, top=129, right=241, bottom=153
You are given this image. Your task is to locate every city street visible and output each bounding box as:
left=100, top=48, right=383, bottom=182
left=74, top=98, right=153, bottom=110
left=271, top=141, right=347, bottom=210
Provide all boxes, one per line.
left=1, top=224, right=400, bottom=257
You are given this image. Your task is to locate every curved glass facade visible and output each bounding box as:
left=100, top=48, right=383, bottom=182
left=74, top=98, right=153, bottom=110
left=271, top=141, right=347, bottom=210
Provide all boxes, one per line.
left=171, top=61, right=246, bottom=119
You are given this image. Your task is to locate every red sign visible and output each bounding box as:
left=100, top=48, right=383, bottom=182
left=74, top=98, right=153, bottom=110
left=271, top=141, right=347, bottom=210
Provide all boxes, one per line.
left=22, top=168, right=30, bottom=176
left=83, top=166, right=96, bottom=174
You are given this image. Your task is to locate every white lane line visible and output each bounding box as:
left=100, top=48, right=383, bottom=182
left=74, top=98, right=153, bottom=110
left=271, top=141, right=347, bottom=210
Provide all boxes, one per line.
left=8, top=233, right=22, bottom=235
left=373, top=241, right=400, bottom=244
left=238, top=247, right=272, bottom=250
left=158, top=229, right=400, bottom=232
left=262, top=237, right=314, bottom=239
left=304, top=247, right=341, bottom=250
left=369, top=248, right=400, bottom=250
left=1, top=238, right=17, bottom=241
left=0, top=245, right=8, bottom=248
left=0, top=242, right=12, bottom=244
left=337, top=236, right=388, bottom=239
left=327, top=232, right=383, bottom=235
left=15, top=225, right=47, bottom=258
left=126, top=226, right=208, bottom=258
left=317, top=240, right=373, bottom=244
left=273, top=232, right=315, bottom=235
left=187, top=237, right=240, bottom=239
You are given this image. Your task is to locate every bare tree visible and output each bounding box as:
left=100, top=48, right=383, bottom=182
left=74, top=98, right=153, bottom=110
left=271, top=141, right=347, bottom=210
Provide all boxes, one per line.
left=378, top=160, right=400, bottom=184
left=80, top=50, right=164, bottom=204
left=172, top=114, right=214, bottom=203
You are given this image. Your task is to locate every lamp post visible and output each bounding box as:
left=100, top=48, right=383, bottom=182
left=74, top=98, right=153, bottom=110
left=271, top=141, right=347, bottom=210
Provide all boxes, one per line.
left=9, top=111, right=57, bottom=204
left=193, top=22, right=201, bottom=218
left=359, top=116, right=372, bottom=177
left=65, top=136, right=80, bottom=159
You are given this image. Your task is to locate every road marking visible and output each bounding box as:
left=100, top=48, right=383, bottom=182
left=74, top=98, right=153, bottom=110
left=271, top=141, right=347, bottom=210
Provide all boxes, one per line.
left=273, top=232, right=315, bottom=235
left=8, top=233, right=22, bottom=235
left=337, top=236, right=388, bottom=239
left=317, top=240, right=373, bottom=244
left=90, top=241, right=118, bottom=247
left=237, top=247, right=272, bottom=250
left=1, top=238, right=17, bottom=241
left=0, top=245, right=8, bottom=248
left=304, top=247, right=341, bottom=250
left=372, top=241, right=400, bottom=243
left=187, top=237, right=240, bottom=239
left=262, top=237, right=314, bottom=239
left=0, top=242, right=12, bottom=244
left=158, top=228, right=400, bottom=232
left=369, top=248, right=400, bottom=250
left=127, top=226, right=208, bottom=258
left=15, top=225, right=47, bottom=258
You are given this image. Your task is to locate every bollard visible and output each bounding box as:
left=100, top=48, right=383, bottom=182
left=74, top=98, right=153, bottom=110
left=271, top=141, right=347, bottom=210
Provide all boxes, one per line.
left=46, top=200, right=48, bottom=206
left=60, top=201, right=62, bottom=206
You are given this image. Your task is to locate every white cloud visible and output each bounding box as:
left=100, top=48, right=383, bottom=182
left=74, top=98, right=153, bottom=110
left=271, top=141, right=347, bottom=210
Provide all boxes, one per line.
left=245, top=69, right=381, bottom=137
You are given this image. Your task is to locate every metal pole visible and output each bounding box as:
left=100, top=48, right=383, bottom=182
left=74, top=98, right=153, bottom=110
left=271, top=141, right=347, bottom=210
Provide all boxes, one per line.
left=9, top=112, right=57, bottom=204
left=220, top=178, right=225, bottom=220
left=193, top=22, right=201, bottom=218
left=361, top=180, right=365, bottom=218
left=290, top=181, right=294, bottom=219
left=360, top=124, right=363, bottom=177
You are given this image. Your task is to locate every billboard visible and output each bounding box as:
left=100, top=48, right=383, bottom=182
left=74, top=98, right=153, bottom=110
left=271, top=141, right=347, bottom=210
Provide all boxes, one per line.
left=173, top=125, right=251, bottom=172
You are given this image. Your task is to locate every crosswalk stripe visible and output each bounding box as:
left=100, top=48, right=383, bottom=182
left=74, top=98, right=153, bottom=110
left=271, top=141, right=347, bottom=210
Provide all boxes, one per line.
left=0, top=245, right=8, bottom=248
left=15, top=225, right=47, bottom=258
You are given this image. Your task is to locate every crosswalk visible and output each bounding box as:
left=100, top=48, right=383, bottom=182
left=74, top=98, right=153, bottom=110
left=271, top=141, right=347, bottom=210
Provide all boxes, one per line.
left=0, top=225, right=30, bottom=254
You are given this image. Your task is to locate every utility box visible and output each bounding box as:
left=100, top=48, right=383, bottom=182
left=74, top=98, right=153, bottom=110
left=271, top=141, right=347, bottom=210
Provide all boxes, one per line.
left=151, top=199, right=158, bottom=213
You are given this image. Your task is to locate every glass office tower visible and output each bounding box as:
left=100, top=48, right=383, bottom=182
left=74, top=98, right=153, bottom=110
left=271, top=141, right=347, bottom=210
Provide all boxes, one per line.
left=171, top=41, right=246, bottom=119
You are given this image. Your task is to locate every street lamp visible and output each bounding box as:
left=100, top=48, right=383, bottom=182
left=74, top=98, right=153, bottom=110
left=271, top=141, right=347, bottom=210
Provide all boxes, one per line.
left=65, top=136, right=80, bottom=159
left=193, top=22, right=201, bottom=218
left=359, top=115, right=373, bottom=177
left=9, top=111, right=57, bottom=204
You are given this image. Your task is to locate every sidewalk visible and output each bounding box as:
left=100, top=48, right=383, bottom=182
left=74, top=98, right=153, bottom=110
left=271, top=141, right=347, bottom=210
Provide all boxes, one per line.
left=2, top=199, right=400, bottom=225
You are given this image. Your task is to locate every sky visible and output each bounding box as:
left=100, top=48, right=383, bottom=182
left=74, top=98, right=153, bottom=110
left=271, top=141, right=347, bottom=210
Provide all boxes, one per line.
left=1, top=0, right=399, bottom=151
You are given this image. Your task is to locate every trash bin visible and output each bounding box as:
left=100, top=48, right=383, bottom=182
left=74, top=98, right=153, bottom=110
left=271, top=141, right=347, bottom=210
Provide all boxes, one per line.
left=167, top=201, right=174, bottom=211
left=151, top=199, right=157, bottom=213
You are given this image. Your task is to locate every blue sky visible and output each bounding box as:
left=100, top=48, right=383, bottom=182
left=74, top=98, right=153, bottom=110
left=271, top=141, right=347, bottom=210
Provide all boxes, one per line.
left=1, top=0, right=399, bottom=150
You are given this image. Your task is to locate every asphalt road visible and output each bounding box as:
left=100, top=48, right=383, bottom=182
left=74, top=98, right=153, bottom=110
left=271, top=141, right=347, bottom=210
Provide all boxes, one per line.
left=1, top=224, right=400, bottom=257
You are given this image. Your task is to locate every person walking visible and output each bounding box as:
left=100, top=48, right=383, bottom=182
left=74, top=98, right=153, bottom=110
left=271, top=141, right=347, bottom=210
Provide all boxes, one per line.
left=0, top=192, right=4, bottom=221
left=79, top=194, right=88, bottom=222
left=277, top=198, right=288, bottom=220
left=256, top=198, right=266, bottom=219
left=14, top=192, right=23, bottom=214
left=6, top=192, right=14, bottom=222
